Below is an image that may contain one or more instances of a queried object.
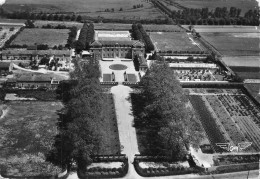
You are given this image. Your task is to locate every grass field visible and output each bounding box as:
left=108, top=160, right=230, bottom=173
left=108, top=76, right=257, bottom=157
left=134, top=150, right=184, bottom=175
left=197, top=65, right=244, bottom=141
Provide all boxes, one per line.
left=201, top=32, right=260, bottom=56
left=231, top=67, right=260, bottom=79
left=245, top=84, right=260, bottom=104
left=175, top=0, right=258, bottom=15
left=187, top=26, right=260, bottom=33
left=94, top=23, right=184, bottom=32
left=97, top=93, right=120, bottom=155
left=4, top=0, right=164, bottom=20
left=222, top=56, right=260, bottom=67
left=11, top=28, right=69, bottom=47
left=34, top=20, right=83, bottom=28
left=150, top=32, right=201, bottom=52
left=0, top=101, right=63, bottom=176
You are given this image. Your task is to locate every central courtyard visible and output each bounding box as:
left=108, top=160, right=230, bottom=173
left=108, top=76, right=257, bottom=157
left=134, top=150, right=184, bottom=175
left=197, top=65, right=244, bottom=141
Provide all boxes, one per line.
left=100, top=59, right=140, bottom=83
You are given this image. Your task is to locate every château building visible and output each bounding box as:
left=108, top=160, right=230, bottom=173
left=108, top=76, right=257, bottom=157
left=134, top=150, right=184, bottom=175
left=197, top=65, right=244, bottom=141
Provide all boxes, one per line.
left=90, top=31, right=145, bottom=60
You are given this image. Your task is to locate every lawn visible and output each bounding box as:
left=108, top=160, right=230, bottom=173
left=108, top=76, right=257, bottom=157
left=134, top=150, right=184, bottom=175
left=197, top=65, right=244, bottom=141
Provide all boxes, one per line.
left=97, top=93, right=121, bottom=155
left=103, top=74, right=112, bottom=82
left=94, top=23, right=132, bottom=30
left=0, top=101, right=63, bottom=176
left=174, top=0, right=258, bottom=15
left=11, top=28, right=69, bottom=47
left=143, top=24, right=184, bottom=32
left=201, top=32, right=260, bottom=56
left=150, top=32, right=201, bottom=52
left=4, top=0, right=164, bottom=20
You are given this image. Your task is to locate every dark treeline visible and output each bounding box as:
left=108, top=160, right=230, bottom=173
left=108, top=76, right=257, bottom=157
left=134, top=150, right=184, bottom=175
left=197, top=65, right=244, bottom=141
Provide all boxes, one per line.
left=0, top=8, right=170, bottom=25
left=132, top=62, right=204, bottom=160
left=66, top=26, right=78, bottom=49
left=152, top=0, right=259, bottom=26
left=74, top=23, right=95, bottom=53
left=47, top=58, right=103, bottom=172
left=0, top=9, right=83, bottom=22
left=131, top=23, right=154, bottom=52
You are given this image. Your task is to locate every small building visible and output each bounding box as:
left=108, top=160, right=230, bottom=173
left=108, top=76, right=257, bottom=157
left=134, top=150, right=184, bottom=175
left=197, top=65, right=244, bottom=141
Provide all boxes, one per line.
left=1, top=49, right=71, bottom=62
left=14, top=73, right=66, bottom=89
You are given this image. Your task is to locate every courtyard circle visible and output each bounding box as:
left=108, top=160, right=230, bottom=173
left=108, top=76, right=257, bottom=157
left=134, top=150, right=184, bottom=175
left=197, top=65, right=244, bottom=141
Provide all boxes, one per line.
left=109, top=64, right=128, bottom=71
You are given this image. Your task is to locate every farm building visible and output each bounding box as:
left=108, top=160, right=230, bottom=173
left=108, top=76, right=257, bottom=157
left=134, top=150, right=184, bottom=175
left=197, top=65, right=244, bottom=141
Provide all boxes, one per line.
left=90, top=31, right=145, bottom=60
left=9, top=73, right=67, bottom=89
left=1, top=49, right=71, bottom=62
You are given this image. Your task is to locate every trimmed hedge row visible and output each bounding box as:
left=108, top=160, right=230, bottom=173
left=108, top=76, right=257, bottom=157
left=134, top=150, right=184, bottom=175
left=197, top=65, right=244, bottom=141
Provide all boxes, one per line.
left=122, top=82, right=139, bottom=86
left=133, top=156, right=199, bottom=177
left=213, top=162, right=259, bottom=174
left=85, top=162, right=128, bottom=178
left=100, top=82, right=118, bottom=86
left=91, top=155, right=127, bottom=163
left=78, top=155, right=128, bottom=178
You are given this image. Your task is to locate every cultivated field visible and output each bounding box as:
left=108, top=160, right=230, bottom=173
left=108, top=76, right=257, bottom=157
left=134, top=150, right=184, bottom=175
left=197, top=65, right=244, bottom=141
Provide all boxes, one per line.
left=4, top=0, right=164, bottom=20
left=174, top=0, right=258, bottom=15
left=0, top=26, right=21, bottom=48
left=0, top=101, right=63, bottom=176
left=200, top=32, right=260, bottom=56
left=188, top=88, right=260, bottom=152
left=11, top=28, right=69, bottom=47
left=190, top=26, right=260, bottom=33
left=150, top=32, right=201, bottom=52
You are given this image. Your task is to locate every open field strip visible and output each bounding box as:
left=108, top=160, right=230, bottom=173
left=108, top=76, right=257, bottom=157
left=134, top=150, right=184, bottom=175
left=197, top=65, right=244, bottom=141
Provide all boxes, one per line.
left=11, top=28, right=69, bottom=47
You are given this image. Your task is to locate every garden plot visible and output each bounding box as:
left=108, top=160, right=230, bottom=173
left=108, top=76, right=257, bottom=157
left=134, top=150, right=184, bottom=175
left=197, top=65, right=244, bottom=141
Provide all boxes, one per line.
left=150, top=32, right=201, bottom=52
left=11, top=28, right=69, bottom=48
left=0, top=26, right=20, bottom=48
left=188, top=88, right=260, bottom=152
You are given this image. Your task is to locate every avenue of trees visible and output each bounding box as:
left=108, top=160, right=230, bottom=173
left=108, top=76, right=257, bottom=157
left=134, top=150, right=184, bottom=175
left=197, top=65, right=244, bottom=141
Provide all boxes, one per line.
left=134, top=62, right=204, bottom=161
left=131, top=23, right=155, bottom=52
left=74, top=23, right=95, bottom=53
left=152, top=0, right=259, bottom=26
left=47, top=58, right=104, bottom=172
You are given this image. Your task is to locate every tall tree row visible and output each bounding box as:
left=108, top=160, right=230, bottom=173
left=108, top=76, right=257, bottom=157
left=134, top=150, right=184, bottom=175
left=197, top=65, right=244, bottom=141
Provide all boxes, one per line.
left=139, top=62, right=204, bottom=161
left=47, top=58, right=103, bottom=172
left=75, top=23, right=95, bottom=53
left=132, top=23, right=155, bottom=52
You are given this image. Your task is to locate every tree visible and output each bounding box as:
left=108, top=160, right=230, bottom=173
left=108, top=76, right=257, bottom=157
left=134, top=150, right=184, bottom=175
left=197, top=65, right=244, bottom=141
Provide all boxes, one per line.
left=39, top=57, right=50, bottom=65
left=74, top=40, right=85, bottom=54
left=139, top=62, right=204, bottom=160
left=133, top=55, right=140, bottom=71
left=119, top=8, right=123, bottom=11
left=25, top=19, right=35, bottom=28
left=76, top=15, right=82, bottom=22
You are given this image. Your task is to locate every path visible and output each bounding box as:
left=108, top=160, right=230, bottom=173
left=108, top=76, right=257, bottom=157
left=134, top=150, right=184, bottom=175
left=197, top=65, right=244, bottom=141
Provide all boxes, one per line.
left=111, top=85, right=141, bottom=179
